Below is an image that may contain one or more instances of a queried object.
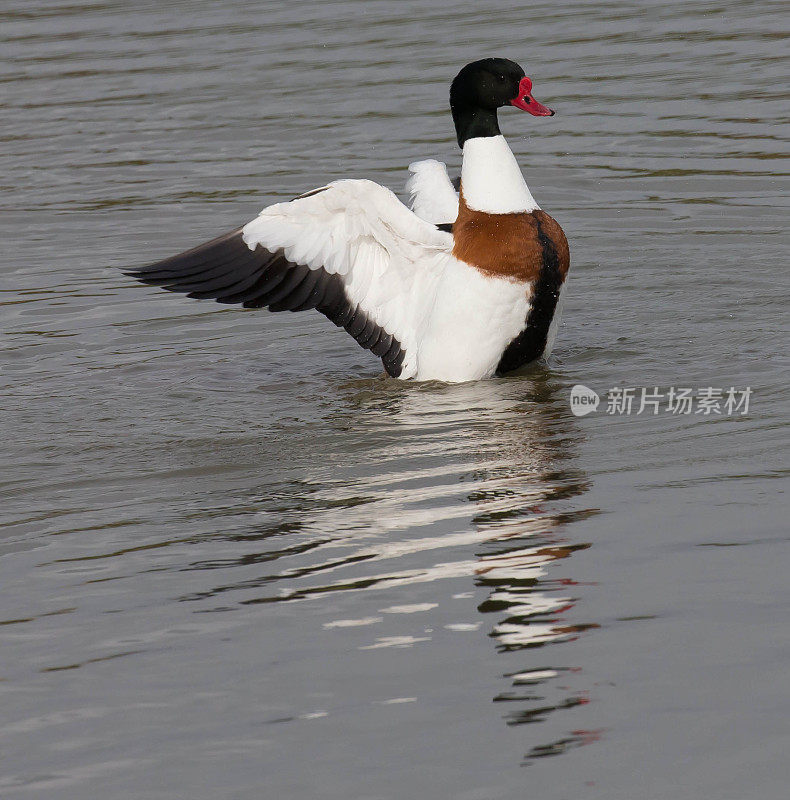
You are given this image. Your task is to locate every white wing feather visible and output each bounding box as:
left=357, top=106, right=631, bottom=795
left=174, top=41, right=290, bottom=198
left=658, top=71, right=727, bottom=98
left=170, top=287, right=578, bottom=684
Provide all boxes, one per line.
left=406, top=159, right=459, bottom=225
left=241, top=179, right=454, bottom=378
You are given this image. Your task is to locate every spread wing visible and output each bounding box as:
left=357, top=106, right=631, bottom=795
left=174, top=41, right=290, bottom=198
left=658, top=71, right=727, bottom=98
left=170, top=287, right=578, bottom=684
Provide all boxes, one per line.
left=406, top=159, right=459, bottom=226
left=127, top=180, right=453, bottom=378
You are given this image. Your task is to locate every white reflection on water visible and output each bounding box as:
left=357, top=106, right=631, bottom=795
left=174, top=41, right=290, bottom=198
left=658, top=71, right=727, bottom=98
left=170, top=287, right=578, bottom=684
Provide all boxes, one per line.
left=241, top=374, right=598, bottom=763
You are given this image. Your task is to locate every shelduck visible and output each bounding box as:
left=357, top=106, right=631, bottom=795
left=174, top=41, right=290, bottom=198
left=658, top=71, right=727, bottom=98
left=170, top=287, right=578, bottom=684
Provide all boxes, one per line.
left=128, top=58, right=569, bottom=382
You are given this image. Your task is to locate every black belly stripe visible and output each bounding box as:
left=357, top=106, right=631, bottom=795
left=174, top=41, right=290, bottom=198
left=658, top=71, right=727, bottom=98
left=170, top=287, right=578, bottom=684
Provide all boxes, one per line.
left=495, top=217, right=564, bottom=375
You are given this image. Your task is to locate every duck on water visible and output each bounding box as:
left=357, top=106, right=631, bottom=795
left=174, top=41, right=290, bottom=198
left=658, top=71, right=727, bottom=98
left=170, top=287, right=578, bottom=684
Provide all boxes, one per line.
left=127, top=58, right=570, bottom=383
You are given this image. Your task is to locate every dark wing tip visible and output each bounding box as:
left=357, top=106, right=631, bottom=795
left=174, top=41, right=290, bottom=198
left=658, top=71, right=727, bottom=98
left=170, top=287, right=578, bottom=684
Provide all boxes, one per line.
left=126, top=228, right=284, bottom=304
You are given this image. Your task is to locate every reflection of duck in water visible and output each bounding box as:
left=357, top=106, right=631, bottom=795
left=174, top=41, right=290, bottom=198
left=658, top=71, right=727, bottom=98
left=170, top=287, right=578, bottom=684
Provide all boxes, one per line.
left=128, top=59, right=569, bottom=382
left=343, top=379, right=600, bottom=756
left=357, top=376, right=599, bottom=759
left=182, top=376, right=596, bottom=764
left=440, top=379, right=601, bottom=762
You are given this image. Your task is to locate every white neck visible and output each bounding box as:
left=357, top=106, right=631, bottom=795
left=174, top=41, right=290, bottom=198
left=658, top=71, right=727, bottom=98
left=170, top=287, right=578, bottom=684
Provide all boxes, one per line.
left=460, top=135, right=539, bottom=214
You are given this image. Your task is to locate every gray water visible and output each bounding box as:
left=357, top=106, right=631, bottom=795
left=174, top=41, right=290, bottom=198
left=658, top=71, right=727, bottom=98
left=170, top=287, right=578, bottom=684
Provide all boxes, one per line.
left=2, top=1, right=788, bottom=798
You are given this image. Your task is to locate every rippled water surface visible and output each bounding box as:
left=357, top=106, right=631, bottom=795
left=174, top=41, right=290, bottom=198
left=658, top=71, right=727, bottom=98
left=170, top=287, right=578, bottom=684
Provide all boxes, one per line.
left=2, top=1, right=788, bottom=798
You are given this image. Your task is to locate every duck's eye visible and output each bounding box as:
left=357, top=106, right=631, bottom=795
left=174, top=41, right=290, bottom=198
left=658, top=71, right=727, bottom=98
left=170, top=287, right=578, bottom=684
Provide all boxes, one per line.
left=498, top=74, right=506, bottom=82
